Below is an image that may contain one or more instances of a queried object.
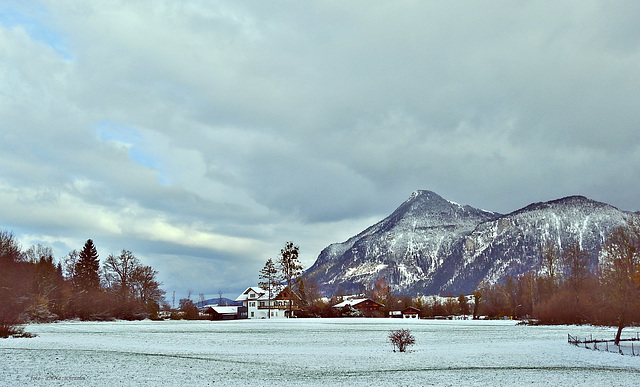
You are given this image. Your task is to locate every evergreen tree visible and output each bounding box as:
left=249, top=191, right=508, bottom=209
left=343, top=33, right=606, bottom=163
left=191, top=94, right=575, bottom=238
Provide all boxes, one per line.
left=258, top=258, right=280, bottom=318
left=75, top=239, right=101, bottom=291
left=278, top=241, right=302, bottom=317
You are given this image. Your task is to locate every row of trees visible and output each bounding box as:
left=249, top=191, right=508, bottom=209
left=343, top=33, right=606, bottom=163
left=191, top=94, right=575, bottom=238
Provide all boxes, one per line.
left=282, top=221, right=640, bottom=339
left=472, top=221, right=640, bottom=344
left=0, top=230, right=165, bottom=336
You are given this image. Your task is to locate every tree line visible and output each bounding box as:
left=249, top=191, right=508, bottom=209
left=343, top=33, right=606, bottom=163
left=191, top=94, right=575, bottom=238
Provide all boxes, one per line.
left=473, top=220, right=640, bottom=344
left=0, top=230, right=164, bottom=337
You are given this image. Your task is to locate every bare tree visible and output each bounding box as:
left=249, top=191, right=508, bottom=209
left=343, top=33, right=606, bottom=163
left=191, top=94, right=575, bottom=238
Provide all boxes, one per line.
left=131, top=265, right=165, bottom=306
left=458, top=294, right=469, bottom=316
left=0, top=230, right=30, bottom=336
left=179, top=298, right=199, bottom=320
left=62, top=250, right=79, bottom=280
left=295, top=276, right=321, bottom=311
left=103, top=250, right=141, bottom=302
left=540, top=240, right=560, bottom=279
left=600, top=221, right=640, bottom=345
left=471, top=290, right=482, bottom=319
left=562, top=242, right=590, bottom=293
left=103, top=250, right=165, bottom=319
left=370, top=278, right=391, bottom=305
left=24, top=244, right=53, bottom=263
left=389, top=329, right=415, bottom=352
left=561, top=242, right=590, bottom=320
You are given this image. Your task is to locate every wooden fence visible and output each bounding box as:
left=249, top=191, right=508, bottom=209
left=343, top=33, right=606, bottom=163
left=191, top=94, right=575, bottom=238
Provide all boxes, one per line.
left=568, top=332, right=640, bottom=356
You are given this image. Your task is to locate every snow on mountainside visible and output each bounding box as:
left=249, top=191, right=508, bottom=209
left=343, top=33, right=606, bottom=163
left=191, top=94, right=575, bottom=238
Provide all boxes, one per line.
left=304, top=190, right=500, bottom=295
left=304, top=191, right=637, bottom=296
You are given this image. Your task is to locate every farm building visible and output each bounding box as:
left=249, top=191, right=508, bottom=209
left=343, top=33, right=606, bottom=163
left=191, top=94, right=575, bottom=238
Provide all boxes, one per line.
left=332, top=298, right=385, bottom=317
left=203, top=306, right=247, bottom=320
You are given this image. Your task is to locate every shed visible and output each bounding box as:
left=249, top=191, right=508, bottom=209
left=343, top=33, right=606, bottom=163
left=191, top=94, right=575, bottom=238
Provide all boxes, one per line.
left=401, top=306, right=420, bottom=319
left=205, top=306, right=244, bottom=320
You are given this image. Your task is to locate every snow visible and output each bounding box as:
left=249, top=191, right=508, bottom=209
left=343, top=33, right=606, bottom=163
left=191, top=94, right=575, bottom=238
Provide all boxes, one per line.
left=1, top=319, right=639, bottom=386
left=343, top=262, right=387, bottom=279
left=332, top=298, right=372, bottom=308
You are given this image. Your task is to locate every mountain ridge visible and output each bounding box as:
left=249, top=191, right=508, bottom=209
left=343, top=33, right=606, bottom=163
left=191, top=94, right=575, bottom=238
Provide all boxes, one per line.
left=304, top=190, right=637, bottom=296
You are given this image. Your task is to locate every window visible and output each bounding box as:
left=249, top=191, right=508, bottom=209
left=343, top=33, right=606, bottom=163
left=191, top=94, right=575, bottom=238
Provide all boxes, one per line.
left=251, top=312, right=254, bottom=317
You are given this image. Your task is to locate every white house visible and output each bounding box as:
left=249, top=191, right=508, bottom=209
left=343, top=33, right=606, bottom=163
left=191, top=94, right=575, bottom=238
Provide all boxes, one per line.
left=235, top=286, right=290, bottom=319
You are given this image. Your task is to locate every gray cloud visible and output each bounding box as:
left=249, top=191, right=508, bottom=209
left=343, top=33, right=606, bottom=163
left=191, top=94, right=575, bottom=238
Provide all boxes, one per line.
left=1, top=0, right=639, bottom=298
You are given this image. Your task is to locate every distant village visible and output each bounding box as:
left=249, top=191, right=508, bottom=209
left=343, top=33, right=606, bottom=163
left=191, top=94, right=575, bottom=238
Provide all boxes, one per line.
left=159, top=242, right=481, bottom=321
left=164, top=283, right=479, bottom=322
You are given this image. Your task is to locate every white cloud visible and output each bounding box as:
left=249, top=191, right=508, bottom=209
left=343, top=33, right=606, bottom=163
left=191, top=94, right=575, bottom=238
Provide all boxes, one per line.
left=1, top=1, right=639, bottom=297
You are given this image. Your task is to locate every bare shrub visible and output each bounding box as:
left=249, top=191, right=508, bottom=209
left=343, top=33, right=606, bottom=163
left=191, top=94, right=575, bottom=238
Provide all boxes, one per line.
left=0, top=324, right=36, bottom=338
left=389, top=328, right=415, bottom=352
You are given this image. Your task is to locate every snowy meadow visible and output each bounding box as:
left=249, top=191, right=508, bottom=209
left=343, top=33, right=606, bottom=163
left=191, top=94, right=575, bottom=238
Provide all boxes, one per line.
left=1, top=319, right=639, bottom=386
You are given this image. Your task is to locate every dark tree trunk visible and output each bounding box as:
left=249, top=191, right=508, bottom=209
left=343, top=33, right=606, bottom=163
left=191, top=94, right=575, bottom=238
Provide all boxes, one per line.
left=615, top=325, right=624, bottom=346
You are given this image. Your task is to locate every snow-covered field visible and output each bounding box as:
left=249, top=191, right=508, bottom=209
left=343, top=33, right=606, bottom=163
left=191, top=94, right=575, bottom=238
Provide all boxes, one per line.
left=1, top=318, right=639, bottom=386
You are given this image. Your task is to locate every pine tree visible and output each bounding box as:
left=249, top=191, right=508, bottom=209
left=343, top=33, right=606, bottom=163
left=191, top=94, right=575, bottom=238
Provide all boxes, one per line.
left=75, top=239, right=101, bottom=291
left=278, top=241, right=302, bottom=317
left=258, top=258, right=280, bottom=318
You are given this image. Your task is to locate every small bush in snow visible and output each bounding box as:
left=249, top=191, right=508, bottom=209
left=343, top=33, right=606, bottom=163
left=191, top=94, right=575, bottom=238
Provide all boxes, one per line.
left=389, top=328, right=415, bottom=352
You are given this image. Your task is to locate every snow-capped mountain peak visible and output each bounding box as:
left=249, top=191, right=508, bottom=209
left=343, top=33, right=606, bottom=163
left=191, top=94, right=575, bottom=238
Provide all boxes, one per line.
left=304, top=191, right=636, bottom=296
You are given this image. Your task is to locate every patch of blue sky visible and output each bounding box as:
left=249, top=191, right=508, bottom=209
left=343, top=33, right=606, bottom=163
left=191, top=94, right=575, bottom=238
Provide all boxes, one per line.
left=95, top=120, right=171, bottom=186
left=0, top=1, right=74, bottom=60
left=130, top=147, right=172, bottom=186
left=95, top=120, right=143, bottom=147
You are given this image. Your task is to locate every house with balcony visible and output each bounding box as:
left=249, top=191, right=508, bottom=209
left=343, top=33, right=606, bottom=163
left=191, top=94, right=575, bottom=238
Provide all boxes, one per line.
left=235, top=286, right=296, bottom=319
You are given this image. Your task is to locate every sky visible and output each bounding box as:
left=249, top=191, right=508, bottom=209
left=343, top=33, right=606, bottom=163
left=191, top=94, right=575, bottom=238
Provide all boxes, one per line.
left=1, top=1, right=639, bottom=300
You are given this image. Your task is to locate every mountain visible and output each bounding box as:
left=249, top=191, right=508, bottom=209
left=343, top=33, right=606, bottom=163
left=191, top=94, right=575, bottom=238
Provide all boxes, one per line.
left=304, top=191, right=636, bottom=296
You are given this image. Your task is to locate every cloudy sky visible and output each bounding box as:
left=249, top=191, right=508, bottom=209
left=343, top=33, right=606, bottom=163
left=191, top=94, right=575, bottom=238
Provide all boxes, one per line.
left=1, top=1, right=639, bottom=300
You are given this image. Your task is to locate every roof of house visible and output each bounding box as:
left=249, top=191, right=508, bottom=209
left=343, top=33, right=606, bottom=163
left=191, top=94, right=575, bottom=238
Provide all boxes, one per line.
left=235, top=286, right=283, bottom=302
left=207, top=306, right=238, bottom=315
left=332, top=298, right=385, bottom=308
left=235, top=287, right=265, bottom=302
